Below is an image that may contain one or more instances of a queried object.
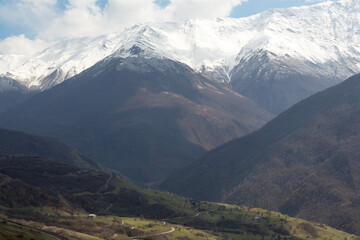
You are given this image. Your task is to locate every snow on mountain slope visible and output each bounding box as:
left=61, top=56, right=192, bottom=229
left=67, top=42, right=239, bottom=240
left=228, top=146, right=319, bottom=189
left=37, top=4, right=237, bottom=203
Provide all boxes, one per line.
left=0, top=55, right=29, bottom=75
left=2, top=34, right=125, bottom=89
left=1, top=0, right=359, bottom=90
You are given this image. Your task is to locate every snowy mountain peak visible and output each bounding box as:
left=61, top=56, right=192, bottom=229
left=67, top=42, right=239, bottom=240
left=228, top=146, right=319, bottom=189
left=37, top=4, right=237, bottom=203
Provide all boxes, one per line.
left=1, top=0, right=360, bottom=90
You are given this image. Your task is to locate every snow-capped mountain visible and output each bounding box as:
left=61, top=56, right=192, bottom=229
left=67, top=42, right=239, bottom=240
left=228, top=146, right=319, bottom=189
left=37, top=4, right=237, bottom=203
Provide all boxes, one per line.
left=1, top=0, right=360, bottom=112
left=2, top=35, right=126, bottom=90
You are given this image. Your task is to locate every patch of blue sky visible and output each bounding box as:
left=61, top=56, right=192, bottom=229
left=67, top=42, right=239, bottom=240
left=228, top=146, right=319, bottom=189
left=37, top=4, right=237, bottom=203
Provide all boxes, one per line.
left=154, top=0, right=171, bottom=8
left=231, top=0, right=329, bottom=18
left=96, top=0, right=108, bottom=9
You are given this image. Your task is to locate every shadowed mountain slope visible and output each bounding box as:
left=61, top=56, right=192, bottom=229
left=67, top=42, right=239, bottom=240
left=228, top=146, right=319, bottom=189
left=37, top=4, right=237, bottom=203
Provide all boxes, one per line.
left=230, top=50, right=340, bottom=114
left=0, top=76, right=33, bottom=113
left=162, top=74, right=360, bottom=235
left=0, top=55, right=272, bottom=185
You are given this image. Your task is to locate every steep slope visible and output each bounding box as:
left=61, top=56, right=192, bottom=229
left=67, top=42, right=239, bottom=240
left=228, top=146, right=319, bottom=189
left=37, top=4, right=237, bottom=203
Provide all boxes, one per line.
left=162, top=74, right=360, bottom=235
left=0, top=128, right=98, bottom=170
left=0, top=55, right=272, bottom=185
left=230, top=50, right=340, bottom=113
left=1, top=0, right=359, bottom=113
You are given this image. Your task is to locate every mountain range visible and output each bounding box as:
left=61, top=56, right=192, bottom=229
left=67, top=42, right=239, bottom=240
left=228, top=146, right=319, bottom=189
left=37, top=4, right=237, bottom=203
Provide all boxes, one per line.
left=1, top=0, right=360, bottom=113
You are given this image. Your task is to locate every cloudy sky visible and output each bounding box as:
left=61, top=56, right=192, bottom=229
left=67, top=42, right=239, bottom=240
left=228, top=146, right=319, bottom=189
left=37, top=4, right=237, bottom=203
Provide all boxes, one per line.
left=0, top=0, right=331, bottom=55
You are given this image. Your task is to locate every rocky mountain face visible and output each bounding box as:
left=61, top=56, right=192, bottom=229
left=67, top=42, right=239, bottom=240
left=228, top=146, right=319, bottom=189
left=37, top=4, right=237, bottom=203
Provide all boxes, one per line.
left=161, top=74, right=360, bottom=235
left=1, top=0, right=359, bottom=113
left=0, top=55, right=272, bottom=185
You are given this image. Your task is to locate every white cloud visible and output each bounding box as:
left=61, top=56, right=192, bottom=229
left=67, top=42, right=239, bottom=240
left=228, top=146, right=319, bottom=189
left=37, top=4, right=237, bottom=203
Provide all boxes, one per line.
left=0, top=0, right=246, bottom=54
left=104, top=0, right=164, bottom=28
left=40, top=0, right=107, bottom=39
left=0, top=0, right=57, bottom=32
left=166, top=0, right=245, bottom=20
left=0, top=35, right=52, bottom=55
left=16, top=0, right=246, bottom=40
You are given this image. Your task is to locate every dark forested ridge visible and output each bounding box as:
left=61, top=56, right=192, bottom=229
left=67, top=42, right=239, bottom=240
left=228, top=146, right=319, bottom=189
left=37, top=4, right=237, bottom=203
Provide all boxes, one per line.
left=0, top=128, right=98, bottom=169
left=162, top=74, right=360, bottom=235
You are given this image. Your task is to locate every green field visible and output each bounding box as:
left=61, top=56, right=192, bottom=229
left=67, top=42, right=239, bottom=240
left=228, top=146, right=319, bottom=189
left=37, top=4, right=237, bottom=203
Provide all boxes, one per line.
left=1, top=202, right=358, bottom=240
left=0, top=219, right=63, bottom=240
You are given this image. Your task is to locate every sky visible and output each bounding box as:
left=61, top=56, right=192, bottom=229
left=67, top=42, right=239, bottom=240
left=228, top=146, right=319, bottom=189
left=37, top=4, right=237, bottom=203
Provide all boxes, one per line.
left=0, top=0, right=331, bottom=55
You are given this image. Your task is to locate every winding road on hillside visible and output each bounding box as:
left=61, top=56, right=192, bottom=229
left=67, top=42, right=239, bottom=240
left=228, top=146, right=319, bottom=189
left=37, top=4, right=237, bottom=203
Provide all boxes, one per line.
left=97, top=174, right=113, bottom=194
left=133, top=227, right=175, bottom=239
